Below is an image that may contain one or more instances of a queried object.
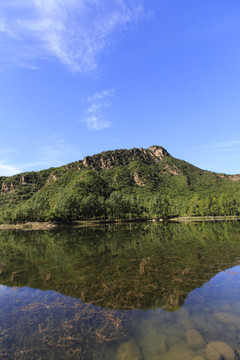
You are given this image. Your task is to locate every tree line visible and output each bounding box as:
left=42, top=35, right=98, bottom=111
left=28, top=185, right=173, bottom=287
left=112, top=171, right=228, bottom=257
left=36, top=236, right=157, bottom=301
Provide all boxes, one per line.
left=2, top=190, right=240, bottom=223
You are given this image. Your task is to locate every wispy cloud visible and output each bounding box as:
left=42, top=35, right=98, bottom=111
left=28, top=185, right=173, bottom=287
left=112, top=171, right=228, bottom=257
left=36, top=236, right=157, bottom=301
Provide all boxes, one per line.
left=0, top=137, right=83, bottom=176
left=0, top=161, right=22, bottom=177
left=39, top=136, right=83, bottom=163
left=186, top=138, right=240, bottom=174
left=0, top=148, right=22, bottom=176
left=209, top=140, right=240, bottom=151
left=0, top=0, right=144, bottom=72
left=0, top=148, right=16, bottom=156
left=20, top=136, right=83, bottom=171
left=192, top=139, right=240, bottom=152
left=81, top=88, right=115, bottom=130
left=17, top=62, right=39, bottom=70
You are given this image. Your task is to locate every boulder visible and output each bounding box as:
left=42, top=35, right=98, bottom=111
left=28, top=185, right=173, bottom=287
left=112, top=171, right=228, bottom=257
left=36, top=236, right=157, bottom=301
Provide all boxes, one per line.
left=181, top=319, right=193, bottom=330
left=161, top=344, right=195, bottom=360
left=116, top=340, right=142, bottom=360
left=186, top=329, right=205, bottom=350
left=206, top=341, right=235, bottom=360
left=214, top=312, right=240, bottom=327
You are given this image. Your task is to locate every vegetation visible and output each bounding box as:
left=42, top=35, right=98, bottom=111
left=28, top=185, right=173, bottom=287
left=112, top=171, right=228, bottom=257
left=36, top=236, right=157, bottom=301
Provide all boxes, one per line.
left=1, top=222, right=240, bottom=310
left=0, top=146, right=240, bottom=223
left=2, top=222, right=240, bottom=359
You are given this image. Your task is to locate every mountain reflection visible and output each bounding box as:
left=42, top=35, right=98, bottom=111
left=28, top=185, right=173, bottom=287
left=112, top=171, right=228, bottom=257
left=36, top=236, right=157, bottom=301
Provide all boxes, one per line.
left=0, top=222, right=240, bottom=311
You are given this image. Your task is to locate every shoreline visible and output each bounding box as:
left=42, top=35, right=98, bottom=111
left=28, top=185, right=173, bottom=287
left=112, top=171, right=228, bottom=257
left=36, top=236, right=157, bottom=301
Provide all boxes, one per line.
left=0, top=216, right=239, bottom=230
left=168, top=216, right=240, bottom=222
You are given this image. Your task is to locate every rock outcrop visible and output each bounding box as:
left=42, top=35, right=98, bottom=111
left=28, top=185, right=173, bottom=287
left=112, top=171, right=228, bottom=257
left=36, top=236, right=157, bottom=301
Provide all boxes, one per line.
left=1, top=182, right=15, bottom=194
left=82, top=146, right=171, bottom=170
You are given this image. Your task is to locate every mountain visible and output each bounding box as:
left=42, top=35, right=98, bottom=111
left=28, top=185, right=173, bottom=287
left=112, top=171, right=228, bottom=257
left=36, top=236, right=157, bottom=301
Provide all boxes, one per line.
left=0, top=145, right=240, bottom=223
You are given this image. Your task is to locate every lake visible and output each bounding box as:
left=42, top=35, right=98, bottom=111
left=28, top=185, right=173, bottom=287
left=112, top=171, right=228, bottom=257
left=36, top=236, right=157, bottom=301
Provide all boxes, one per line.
left=0, top=222, right=240, bottom=359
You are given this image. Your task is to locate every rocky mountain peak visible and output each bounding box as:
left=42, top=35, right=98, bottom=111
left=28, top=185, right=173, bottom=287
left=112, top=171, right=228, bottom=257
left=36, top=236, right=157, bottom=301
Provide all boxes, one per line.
left=148, top=146, right=170, bottom=159
left=82, top=146, right=170, bottom=170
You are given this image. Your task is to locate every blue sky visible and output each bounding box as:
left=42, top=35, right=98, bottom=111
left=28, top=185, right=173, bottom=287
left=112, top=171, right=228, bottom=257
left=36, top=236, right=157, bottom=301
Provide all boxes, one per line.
left=1, top=0, right=240, bottom=176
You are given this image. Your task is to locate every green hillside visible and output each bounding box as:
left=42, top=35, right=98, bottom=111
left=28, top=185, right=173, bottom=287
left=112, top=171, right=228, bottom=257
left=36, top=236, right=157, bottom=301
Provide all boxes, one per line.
left=0, top=145, right=240, bottom=223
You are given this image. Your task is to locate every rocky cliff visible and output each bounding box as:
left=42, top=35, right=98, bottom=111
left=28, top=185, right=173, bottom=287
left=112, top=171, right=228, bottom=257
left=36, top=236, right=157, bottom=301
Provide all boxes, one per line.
left=82, top=146, right=170, bottom=170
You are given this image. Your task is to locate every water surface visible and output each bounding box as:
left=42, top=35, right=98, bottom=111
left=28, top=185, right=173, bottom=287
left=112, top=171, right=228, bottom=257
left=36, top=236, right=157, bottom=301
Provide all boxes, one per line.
left=0, top=222, right=240, bottom=359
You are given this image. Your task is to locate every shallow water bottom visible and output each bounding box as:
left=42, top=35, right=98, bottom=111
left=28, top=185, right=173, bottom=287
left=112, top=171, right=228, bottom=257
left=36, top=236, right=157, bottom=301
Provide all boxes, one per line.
left=111, top=267, right=240, bottom=360
left=0, top=267, right=240, bottom=359
left=1, top=223, right=240, bottom=359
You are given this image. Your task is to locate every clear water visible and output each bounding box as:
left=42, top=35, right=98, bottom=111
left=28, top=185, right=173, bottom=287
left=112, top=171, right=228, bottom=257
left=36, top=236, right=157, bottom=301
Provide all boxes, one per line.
left=0, top=222, right=240, bottom=359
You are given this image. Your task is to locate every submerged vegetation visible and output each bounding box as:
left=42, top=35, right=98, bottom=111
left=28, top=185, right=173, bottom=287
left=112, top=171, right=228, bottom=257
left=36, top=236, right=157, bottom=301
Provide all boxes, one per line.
left=1, top=222, right=240, bottom=359
left=0, top=146, right=240, bottom=223
left=1, top=222, right=240, bottom=310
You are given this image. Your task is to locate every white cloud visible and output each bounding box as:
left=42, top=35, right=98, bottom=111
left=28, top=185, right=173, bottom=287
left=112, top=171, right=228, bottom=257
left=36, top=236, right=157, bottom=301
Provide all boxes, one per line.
left=0, top=162, right=22, bottom=177
left=81, top=88, right=114, bottom=130
left=0, top=0, right=144, bottom=72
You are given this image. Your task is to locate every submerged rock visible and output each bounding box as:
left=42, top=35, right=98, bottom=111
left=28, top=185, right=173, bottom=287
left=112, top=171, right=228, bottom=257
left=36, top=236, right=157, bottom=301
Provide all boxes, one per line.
left=161, top=344, right=195, bottom=360
left=116, top=340, right=142, bottom=360
left=214, top=312, right=240, bottom=327
left=206, top=341, right=235, bottom=360
left=159, top=334, right=168, bottom=353
left=140, top=330, right=169, bottom=359
left=181, top=319, right=193, bottom=330
left=186, top=329, right=205, bottom=350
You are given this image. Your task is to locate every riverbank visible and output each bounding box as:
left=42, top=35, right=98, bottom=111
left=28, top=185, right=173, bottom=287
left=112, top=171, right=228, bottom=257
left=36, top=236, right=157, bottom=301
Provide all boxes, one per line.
left=169, top=216, right=240, bottom=222
left=0, top=220, right=108, bottom=231
left=0, top=222, right=58, bottom=230
left=0, top=216, right=240, bottom=230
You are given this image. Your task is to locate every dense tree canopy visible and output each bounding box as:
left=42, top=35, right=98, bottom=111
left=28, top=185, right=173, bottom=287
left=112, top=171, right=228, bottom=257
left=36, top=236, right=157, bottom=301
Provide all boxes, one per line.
left=0, top=146, right=240, bottom=223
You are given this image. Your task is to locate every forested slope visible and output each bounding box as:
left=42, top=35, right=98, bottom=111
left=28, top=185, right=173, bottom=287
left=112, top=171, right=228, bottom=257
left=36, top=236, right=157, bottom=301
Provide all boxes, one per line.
left=0, top=146, right=239, bottom=223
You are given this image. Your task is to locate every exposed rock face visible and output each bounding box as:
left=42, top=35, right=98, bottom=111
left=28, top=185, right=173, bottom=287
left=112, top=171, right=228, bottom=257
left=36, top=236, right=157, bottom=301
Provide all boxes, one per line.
left=133, top=173, right=145, bottom=186
left=228, top=175, right=240, bottom=181
left=82, top=146, right=170, bottom=170
left=148, top=145, right=169, bottom=159
left=47, top=174, right=58, bottom=185
left=219, top=174, right=240, bottom=182
left=19, top=174, right=32, bottom=184
left=1, top=182, right=15, bottom=194
left=163, top=164, right=181, bottom=175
